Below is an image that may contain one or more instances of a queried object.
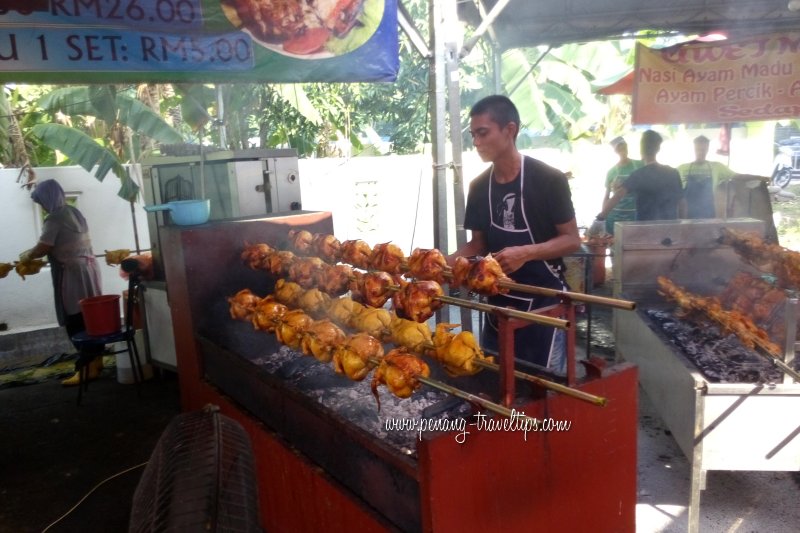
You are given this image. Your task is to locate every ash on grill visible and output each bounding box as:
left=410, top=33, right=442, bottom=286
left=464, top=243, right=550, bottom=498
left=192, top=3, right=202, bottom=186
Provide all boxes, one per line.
left=250, top=345, right=471, bottom=454
left=645, top=309, right=788, bottom=383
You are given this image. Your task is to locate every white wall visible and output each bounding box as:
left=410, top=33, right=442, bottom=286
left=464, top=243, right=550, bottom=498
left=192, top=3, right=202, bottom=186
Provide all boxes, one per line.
left=0, top=166, right=150, bottom=332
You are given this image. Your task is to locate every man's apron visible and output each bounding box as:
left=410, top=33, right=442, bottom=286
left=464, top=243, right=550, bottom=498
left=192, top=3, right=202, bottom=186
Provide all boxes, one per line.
left=482, top=155, right=567, bottom=368
left=684, top=163, right=715, bottom=219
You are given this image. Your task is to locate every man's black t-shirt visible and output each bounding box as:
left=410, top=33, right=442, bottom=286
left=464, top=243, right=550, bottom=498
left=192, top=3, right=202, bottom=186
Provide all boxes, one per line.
left=622, top=163, right=683, bottom=221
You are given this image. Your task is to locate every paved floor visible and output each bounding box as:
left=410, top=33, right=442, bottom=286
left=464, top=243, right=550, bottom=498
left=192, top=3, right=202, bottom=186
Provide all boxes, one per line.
left=0, top=369, right=181, bottom=533
left=1, top=304, right=798, bottom=532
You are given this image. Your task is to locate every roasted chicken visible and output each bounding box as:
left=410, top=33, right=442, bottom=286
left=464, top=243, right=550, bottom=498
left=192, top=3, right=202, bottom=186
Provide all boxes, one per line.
left=348, top=270, right=366, bottom=303
left=407, top=248, right=448, bottom=284
left=241, top=243, right=274, bottom=270
left=657, top=276, right=782, bottom=356
left=340, top=239, right=372, bottom=269
left=332, top=332, right=384, bottom=381
left=251, top=297, right=288, bottom=332
left=266, top=250, right=296, bottom=277
left=370, top=348, right=430, bottom=408
left=350, top=307, right=393, bottom=338
left=357, top=271, right=395, bottom=308
left=389, top=317, right=432, bottom=353
left=312, top=263, right=353, bottom=296
left=326, top=296, right=366, bottom=329
left=273, top=278, right=304, bottom=307
left=431, top=323, right=491, bottom=377
left=311, top=233, right=341, bottom=263
left=369, top=242, right=406, bottom=274
left=228, top=289, right=262, bottom=321
left=452, top=256, right=473, bottom=288
left=395, top=280, right=444, bottom=323
left=15, top=259, right=47, bottom=280
left=295, top=288, right=331, bottom=318
left=0, top=262, right=13, bottom=279
left=104, top=249, right=131, bottom=266
left=300, top=319, right=346, bottom=363
left=288, top=229, right=314, bottom=255
left=451, top=255, right=510, bottom=295
left=288, top=256, right=326, bottom=289
left=721, top=228, right=800, bottom=289
left=275, top=309, right=314, bottom=350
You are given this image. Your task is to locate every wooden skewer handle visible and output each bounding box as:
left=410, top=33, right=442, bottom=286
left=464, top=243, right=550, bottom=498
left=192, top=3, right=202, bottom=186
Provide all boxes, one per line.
left=438, top=295, right=569, bottom=329
left=498, top=280, right=636, bottom=310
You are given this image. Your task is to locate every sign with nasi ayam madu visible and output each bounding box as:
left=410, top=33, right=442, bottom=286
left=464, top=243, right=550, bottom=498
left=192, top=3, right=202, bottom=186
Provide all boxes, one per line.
left=633, top=33, right=800, bottom=125
left=0, top=0, right=398, bottom=83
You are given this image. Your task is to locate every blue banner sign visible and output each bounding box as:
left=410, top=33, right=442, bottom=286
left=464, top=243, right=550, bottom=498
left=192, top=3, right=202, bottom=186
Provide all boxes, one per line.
left=0, top=0, right=398, bottom=83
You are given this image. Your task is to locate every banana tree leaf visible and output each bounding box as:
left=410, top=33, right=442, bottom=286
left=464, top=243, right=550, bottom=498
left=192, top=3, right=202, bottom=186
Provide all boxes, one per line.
left=0, top=88, right=10, bottom=161
left=275, top=84, right=323, bottom=126
left=115, top=95, right=183, bottom=144
left=89, top=85, right=117, bottom=125
left=31, top=123, right=139, bottom=201
left=36, top=87, right=95, bottom=115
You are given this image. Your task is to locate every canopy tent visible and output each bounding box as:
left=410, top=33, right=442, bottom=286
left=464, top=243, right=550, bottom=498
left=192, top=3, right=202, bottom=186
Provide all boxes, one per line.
left=457, top=0, right=800, bottom=51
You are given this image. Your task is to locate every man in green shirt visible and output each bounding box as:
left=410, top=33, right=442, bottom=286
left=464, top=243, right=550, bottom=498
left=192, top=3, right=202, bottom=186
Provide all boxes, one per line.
left=602, top=137, right=642, bottom=234
left=677, top=135, right=735, bottom=219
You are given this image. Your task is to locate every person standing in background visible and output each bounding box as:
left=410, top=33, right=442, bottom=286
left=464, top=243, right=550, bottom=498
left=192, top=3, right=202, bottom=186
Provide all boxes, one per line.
left=19, top=179, right=104, bottom=385
left=678, top=134, right=735, bottom=219
left=601, top=137, right=642, bottom=234
left=597, top=130, right=683, bottom=222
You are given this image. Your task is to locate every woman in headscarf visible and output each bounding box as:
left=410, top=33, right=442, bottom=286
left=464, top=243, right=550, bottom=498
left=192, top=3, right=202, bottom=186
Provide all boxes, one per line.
left=20, top=179, right=103, bottom=384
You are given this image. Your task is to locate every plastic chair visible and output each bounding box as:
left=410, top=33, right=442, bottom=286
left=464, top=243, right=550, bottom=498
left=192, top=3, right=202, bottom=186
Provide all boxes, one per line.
left=71, top=260, right=145, bottom=405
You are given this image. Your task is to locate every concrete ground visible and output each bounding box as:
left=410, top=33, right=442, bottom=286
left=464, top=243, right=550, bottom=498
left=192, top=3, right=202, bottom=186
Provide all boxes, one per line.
left=1, top=298, right=798, bottom=532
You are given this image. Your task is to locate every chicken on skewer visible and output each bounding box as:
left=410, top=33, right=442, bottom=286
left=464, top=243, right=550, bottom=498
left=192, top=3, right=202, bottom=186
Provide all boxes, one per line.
left=0, top=262, right=13, bottom=279
left=288, top=256, right=326, bottom=289
left=15, top=258, right=47, bottom=280
left=369, top=242, right=406, bottom=274
left=371, top=348, right=430, bottom=409
left=394, top=280, right=444, bottom=322
left=274, top=278, right=304, bottom=307
left=407, top=248, right=448, bottom=284
left=332, top=332, right=385, bottom=381
left=350, top=306, right=393, bottom=339
left=300, top=319, right=347, bottom=363
left=311, top=233, right=342, bottom=263
left=275, top=309, right=314, bottom=350
left=241, top=243, right=275, bottom=270
left=228, top=289, right=262, bottom=320
left=721, top=228, right=800, bottom=289
left=262, top=250, right=295, bottom=277
left=326, top=296, right=366, bottom=329
left=389, top=316, right=433, bottom=353
left=313, top=263, right=353, bottom=296
left=356, top=271, right=395, bottom=308
left=340, top=239, right=372, bottom=270
left=295, top=288, right=331, bottom=318
left=431, top=323, right=492, bottom=377
left=251, top=297, right=288, bottom=333
left=287, top=229, right=314, bottom=255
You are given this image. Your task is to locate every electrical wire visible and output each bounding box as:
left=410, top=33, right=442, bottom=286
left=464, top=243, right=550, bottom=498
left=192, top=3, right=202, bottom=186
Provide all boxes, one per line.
left=40, top=461, right=148, bottom=533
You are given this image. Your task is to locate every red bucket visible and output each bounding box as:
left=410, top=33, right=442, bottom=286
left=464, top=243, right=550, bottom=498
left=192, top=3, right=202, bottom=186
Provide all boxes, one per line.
left=79, top=295, right=121, bottom=336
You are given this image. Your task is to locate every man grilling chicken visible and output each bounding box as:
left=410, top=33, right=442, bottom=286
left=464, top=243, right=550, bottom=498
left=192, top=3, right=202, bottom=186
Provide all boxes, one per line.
left=448, top=95, right=581, bottom=372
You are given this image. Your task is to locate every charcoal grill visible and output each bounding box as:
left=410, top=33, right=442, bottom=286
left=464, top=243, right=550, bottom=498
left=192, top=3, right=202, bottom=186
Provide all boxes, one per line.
left=612, top=218, right=800, bottom=533
left=157, top=211, right=640, bottom=532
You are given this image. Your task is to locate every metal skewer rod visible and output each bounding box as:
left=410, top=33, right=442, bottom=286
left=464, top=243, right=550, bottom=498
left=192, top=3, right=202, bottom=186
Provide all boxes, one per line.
left=472, top=359, right=607, bottom=406
left=418, top=339, right=605, bottom=406
left=437, top=295, right=568, bottom=329
left=376, top=281, right=568, bottom=329
left=497, top=280, right=636, bottom=310
left=396, top=260, right=635, bottom=310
